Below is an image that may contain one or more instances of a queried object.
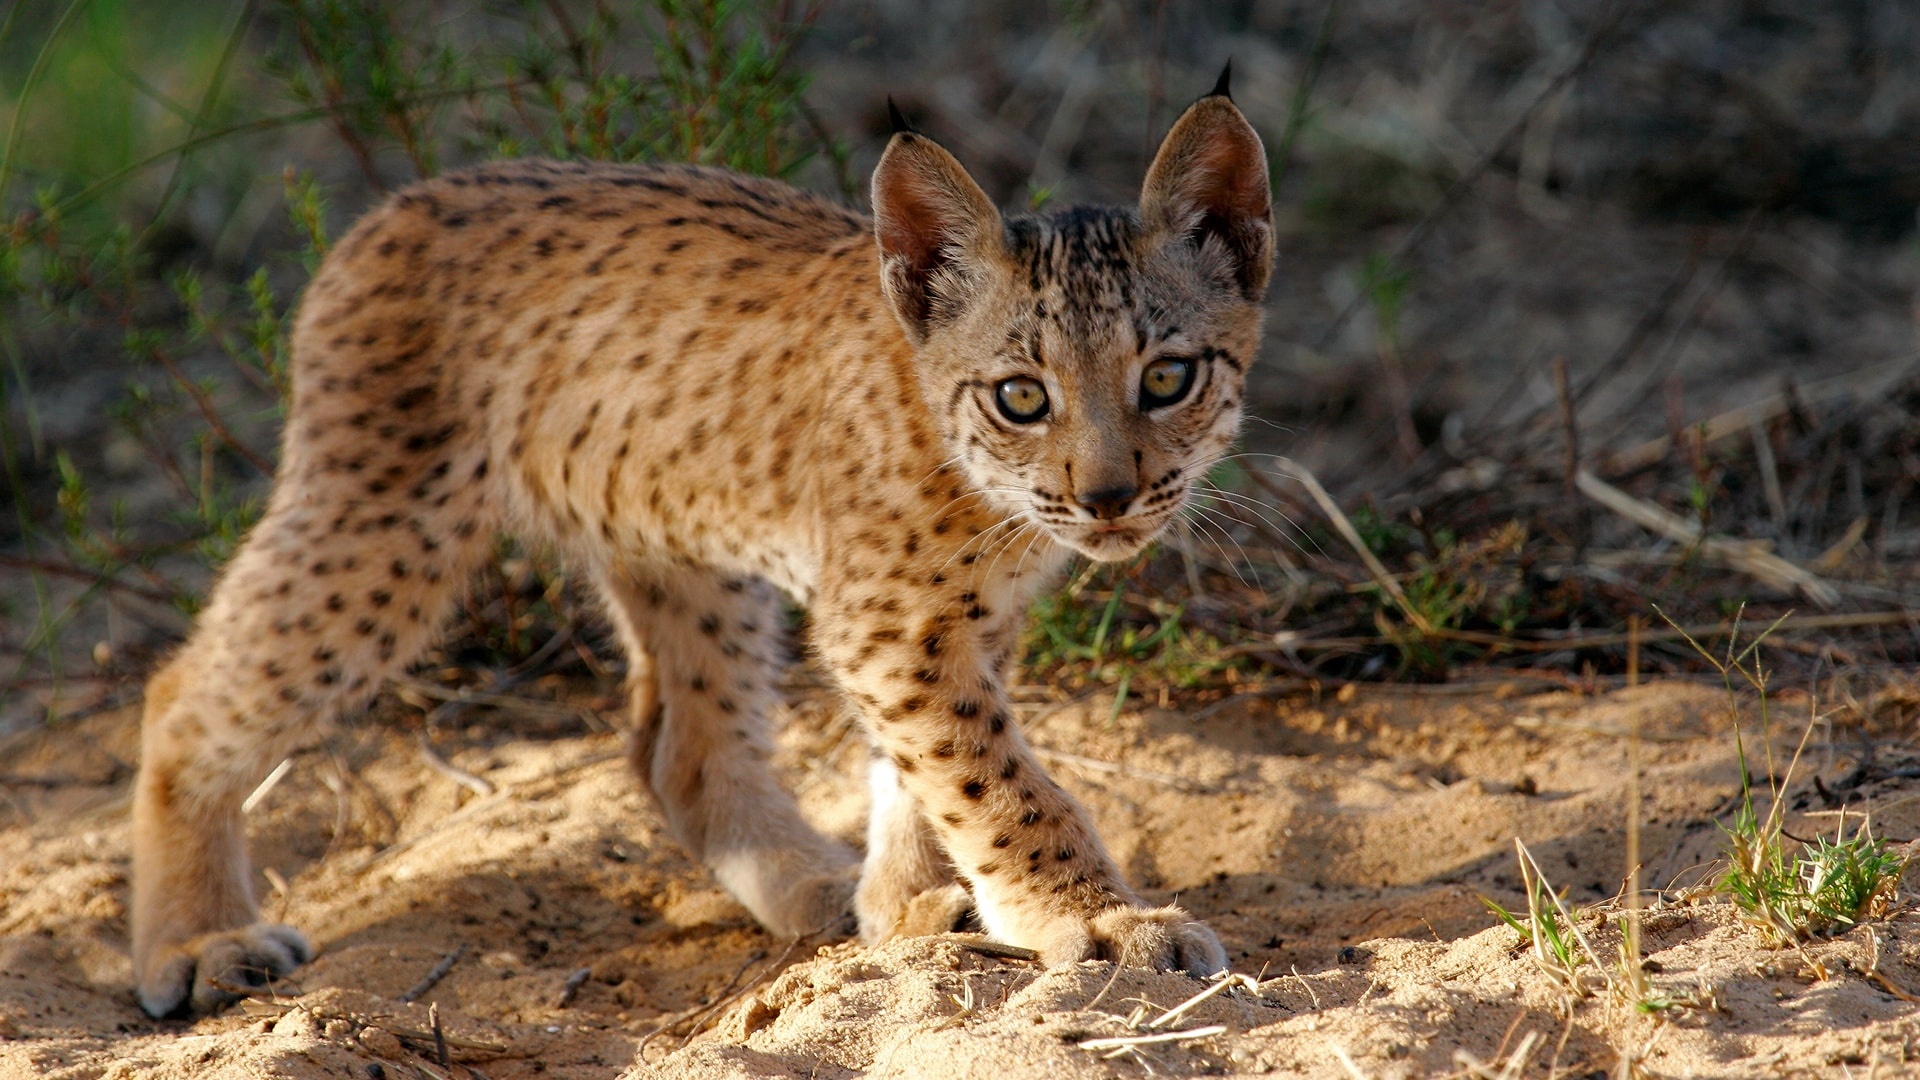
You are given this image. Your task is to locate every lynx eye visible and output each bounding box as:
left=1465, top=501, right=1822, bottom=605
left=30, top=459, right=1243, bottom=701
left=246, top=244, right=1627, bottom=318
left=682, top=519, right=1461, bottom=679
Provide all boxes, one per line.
left=1140, top=357, right=1196, bottom=410
left=994, top=377, right=1050, bottom=423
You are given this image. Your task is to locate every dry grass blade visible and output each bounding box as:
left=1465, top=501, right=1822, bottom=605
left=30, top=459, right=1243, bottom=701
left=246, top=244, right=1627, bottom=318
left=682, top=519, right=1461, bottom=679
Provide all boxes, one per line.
left=1575, top=470, right=1839, bottom=606
left=1453, top=1030, right=1541, bottom=1080
left=241, top=757, right=294, bottom=814
left=1076, top=1025, right=1227, bottom=1052
left=1270, top=457, right=1431, bottom=633
left=1146, top=971, right=1260, bottom=1030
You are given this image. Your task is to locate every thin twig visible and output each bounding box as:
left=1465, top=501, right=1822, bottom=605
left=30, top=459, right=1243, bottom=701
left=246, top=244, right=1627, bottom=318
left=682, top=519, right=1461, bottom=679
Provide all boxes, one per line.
left=1228, top=609, right=1913, bottom=658
left=635, top=946, right=775, bottom=1059
left=397, top=944, right=467, bottom=1004
left=1568, top=238, right=1703, bottom=408
left=391, top=674, right=592, bottom=724
left=1554, top=356, right=1589, bottom=557
left=430, top=1001, right=450, bottom=1069
left=144, top=340, right=273, bottom=476
left=1268, top=0, right=1339, bottom=193
left=352, top=749, right=622, bottom=873
left=959, top=938, right=1040, bottom=962
left=0, top=554, right=180, bottom=606
left=416, top=732, right=495, bottom=797
left=1602, top=353, right=1917, bottom=474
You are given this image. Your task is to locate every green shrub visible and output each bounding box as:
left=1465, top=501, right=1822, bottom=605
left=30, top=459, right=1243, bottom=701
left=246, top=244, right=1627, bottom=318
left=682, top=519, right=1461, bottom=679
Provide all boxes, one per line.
left=0, top=0, right=829, bottom=720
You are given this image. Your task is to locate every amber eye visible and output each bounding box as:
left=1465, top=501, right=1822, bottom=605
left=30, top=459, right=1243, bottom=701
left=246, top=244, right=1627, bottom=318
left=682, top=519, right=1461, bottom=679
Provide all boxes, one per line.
left=995, top=377, right=1050, bottom=423
left=1140, top=357, right=1196, bottom=409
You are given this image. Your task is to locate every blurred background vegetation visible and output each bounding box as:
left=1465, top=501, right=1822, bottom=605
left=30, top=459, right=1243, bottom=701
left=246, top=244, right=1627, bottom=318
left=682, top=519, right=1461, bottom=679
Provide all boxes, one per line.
left=3, top=0, right=1918, bottom=734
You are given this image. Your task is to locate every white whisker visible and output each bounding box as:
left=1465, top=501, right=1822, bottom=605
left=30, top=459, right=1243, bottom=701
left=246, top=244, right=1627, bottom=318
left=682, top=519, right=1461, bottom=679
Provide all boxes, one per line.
left=1180, top=504, right=1258, bottom=586
left=935, top=513, right=1029, bottom=579
left=1193, top=486, right=1310, bottom=556
left=976, top=520, right=1039, bottom=584
left=1007, top=523, right=1051, bottom=584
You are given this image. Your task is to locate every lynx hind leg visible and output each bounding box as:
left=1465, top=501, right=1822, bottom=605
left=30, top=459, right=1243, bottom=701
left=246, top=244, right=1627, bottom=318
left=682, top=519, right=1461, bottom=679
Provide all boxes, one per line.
left=133, top=656, right=314, bottom=1018
left=597, top=566, right=858, bottom=937
left=134, top=458, right=495, bottom=1016
left=856, top=755, right=971, bottom=943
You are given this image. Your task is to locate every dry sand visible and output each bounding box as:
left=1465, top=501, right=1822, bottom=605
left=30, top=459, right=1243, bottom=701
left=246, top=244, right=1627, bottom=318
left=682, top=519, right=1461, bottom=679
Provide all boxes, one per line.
left=2, top=677, right=1917, bottom=1078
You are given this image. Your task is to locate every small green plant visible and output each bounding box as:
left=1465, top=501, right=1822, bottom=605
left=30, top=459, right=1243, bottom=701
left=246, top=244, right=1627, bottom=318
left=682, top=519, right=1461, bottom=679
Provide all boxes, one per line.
left=1, top=1, right=827, bottom=720
left=1487, top=843, right=1722, bottom=1021
left=1375, top=522, right=1528, bottom=678
left=1344, top=503, right=1408, bottom=556
left=1023, top=561, right=1242, bottom=692
left=1800, top=826, right=1906, bottom=929
left=1612, top=915, right=1715, bottom=1017
left=1720, top=804, right=1904, bottom=947
left=1482, top=839, right=1606, bottom=1004
left=1660, top=606, right=1909, bottom=965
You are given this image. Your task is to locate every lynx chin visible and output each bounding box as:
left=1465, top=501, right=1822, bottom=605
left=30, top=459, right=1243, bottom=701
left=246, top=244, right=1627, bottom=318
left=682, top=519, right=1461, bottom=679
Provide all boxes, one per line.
left=131, top=74, right=1273, bottom=1017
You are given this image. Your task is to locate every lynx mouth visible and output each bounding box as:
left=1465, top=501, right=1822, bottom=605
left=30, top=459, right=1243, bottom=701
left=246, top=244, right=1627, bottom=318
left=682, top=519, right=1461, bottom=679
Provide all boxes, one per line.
left=1055, top=519, right=1156, bottom=562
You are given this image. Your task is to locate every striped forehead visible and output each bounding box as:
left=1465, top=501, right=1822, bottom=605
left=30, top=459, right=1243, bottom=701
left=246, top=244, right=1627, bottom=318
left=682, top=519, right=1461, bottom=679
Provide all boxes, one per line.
left=1003, top=206, right=1144, bottom=346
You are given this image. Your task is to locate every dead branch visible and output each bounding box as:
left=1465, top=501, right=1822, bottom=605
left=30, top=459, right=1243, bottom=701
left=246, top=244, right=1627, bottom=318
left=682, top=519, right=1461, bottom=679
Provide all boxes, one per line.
left=1574, top=469, right=1839, bottom=606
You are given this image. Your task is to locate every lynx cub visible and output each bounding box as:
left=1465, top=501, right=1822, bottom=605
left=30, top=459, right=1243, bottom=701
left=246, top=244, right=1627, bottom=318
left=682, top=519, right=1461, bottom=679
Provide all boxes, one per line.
left=131, top=77, right=1273, bottom=1017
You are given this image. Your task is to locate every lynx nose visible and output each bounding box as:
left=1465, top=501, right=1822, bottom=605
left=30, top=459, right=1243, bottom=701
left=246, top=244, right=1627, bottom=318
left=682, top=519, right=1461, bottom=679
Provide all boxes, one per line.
left=1076, top=485, right=1138, bottom=521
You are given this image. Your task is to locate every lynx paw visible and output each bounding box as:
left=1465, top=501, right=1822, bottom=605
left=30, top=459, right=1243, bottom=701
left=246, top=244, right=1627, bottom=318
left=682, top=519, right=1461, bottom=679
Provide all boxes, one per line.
left=856, top=872, right=974, bottom=945
left=766, top=870, right=859, bottom=938
left=893, top=883, right=977, bottom=939
left=137, top=923, right=311, bottom=1018
left=1037, top=905, right=1225, bottom=977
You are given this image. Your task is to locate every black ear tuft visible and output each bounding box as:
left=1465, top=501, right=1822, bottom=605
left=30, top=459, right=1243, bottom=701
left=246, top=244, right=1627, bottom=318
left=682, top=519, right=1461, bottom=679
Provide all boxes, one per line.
left=887, top=96, right=916, bottom=135
left=1209, top=59, right=1233, bottom=101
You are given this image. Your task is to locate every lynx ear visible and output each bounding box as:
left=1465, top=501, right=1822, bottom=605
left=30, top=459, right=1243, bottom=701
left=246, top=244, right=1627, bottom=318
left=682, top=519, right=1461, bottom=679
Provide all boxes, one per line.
left=872, top=129, right=1004, bottom=344
left=1139, top=88, right=1273, bottom=300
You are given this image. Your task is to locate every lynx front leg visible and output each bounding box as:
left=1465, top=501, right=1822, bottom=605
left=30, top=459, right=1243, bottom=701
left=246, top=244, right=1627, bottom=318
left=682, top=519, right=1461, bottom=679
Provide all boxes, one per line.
left=595, top=566, right=857, bottom=936
left=815, top=576, right=1224, bottom=976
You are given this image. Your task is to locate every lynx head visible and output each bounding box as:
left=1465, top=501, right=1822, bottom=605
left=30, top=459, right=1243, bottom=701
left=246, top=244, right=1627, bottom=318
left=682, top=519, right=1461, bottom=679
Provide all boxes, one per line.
left=872, top=79, right=1272, bottom=562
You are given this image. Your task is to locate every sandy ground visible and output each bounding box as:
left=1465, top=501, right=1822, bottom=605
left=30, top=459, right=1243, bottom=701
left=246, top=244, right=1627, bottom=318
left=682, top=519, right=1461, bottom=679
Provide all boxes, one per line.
left=2, top=676, right=1917, bottom=1078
